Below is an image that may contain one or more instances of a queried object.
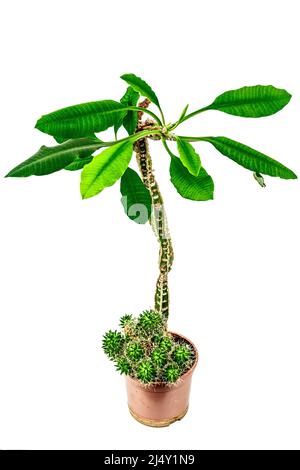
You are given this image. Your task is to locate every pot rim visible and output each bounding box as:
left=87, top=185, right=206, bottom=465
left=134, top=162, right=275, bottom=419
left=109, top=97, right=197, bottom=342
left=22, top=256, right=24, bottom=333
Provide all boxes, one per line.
left=126, top=331, right=198, bottom=390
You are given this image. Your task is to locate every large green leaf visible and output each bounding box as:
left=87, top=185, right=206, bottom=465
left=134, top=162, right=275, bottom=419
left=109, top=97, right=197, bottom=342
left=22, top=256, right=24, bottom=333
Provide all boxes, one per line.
left=170, top=157, right=214, bottom=201
left=206, top=85, right=291, bottom=117
left=54, top=134, right=97, bottom=144
left=5, top=137, right=103, bottom=177
left=35, top=100, right=127, bottom=139
left=123, top=91, right=139, bottom=135
left=80, top=140, right=133, bottom=199
left=176, top=137, right=201, bottom=176
left=53, top=135, right=97, bottom=170
left=201, top=136, right=297, bottom=179
left=64, top=155, right=93, bottom=171
left=115, top=87, right=139, bottom=136
left=120, top=73, right=160, bottom=108
left=120, top=168, right=151, bottom=224
left=54, top=135, right=68, bottom=144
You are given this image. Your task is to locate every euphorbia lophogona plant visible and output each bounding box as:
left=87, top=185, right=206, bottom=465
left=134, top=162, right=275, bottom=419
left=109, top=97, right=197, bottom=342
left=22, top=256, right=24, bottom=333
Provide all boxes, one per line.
left=6, top=74, right=297, bottom=386
left=103, top=310, right=194, bottom=384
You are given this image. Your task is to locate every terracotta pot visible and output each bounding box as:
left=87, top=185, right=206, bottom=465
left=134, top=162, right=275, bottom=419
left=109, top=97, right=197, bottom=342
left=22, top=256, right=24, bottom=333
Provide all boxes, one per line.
left=125, top=332, right=198, bottom=427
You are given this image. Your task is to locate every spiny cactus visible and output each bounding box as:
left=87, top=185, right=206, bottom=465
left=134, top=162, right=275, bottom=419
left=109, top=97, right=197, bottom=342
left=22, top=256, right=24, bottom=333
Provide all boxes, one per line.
left=102, top=309, right=195, bottom=384
left=137, top=361, right=155, bottom=383
left=102, top=330, right=123, bottom=359
left=173, top=345, right=191, bottom=365
left=126, top=342, right=144, bottom=361
left=119, top=314, right=133, bottom=328
left=159, top=337, right=173, bottom=352
left=137, top=310, right=163, bottom=333
left=152, top=348, right=167, bottom=368
left=165, top=365, right=180, bottom=383
left=115, top=358, right=132, bottom=375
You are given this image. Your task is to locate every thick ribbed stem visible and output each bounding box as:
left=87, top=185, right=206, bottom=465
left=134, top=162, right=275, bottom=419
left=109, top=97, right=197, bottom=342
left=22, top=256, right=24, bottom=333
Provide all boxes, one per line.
left=134, top=104, right=174, bottom=322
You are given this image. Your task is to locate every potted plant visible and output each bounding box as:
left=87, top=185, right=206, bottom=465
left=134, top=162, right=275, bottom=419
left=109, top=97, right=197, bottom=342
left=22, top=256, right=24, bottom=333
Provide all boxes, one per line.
left=6, top=74, right=297, bottom=427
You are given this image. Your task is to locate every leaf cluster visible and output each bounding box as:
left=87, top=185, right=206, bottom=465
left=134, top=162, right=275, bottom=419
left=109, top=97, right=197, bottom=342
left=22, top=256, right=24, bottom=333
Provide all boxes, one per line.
left=6, top=74, right=297, bottom=224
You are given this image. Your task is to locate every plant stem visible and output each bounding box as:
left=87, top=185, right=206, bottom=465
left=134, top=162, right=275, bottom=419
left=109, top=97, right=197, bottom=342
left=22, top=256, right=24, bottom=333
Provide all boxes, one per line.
left=135, top=101, right=174, bottom=324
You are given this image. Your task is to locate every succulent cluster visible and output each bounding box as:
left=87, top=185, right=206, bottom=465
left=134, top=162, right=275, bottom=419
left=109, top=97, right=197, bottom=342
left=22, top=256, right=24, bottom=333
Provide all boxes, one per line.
left=102, top=310, right=194, bottom=384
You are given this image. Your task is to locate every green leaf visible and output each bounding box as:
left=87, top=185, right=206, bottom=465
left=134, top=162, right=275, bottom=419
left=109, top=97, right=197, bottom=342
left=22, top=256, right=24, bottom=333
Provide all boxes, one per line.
left=177, top=104, right=189, bottom=125
left=54, top=136, right=67, bottom=144
left=206, top=85, right=291, bottom=117
left=80, top=140, right=133, bottom=199
left=120, top=73, right=160, bottom=108
left=120, top=168, right=151, bottom=224
left=115, top=87, right=139, bottom=136
left=170, top=156, right=214, bottom=201
left=6, top=137, right=103, bottom=177
left=54, top=134, right=97, bottom=170
left=35, top=100, right=127, bottom=139
left=176, top=137, right=201, bottom=176
left=201, top=136, right=297, bottom=179
left=54, top=134, right=97, bottom=144
left=123, top=98, right=139, bottom=135
left=64, top=155, right=93, bottom=171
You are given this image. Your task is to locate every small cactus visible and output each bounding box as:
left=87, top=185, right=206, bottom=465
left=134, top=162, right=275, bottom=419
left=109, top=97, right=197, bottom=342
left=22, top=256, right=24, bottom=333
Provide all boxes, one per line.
left=152, top=348, right=167, bottom=368
left=137, top=360, right=155, bottom=383
left=102, top=309, right=194, bottom=384
left=165, top=365, right=180, bottom=383
left=119, top=314, right=133, bottom=328
left=115, top=358, right=132, bottom=375
left=173, top=345, right=191, bottom=365
left=137, top=310, right=163, bottom=333
left=159, top=336, right=173, bottom=352
left=126, top=342, right=144, bottom=361
left=102, top=330, right=123, bottom=359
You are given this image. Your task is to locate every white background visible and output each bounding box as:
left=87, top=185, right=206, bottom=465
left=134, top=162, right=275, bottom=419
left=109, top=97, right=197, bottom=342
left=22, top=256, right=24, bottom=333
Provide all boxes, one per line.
left=0, top=0, right=299, bottom=451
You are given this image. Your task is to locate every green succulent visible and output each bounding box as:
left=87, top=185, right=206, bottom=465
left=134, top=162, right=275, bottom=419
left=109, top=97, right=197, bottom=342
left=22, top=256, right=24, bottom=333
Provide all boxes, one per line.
left=126, top=342, right=144, bottom=361
left=159, top=336, right=173, bottom=352
left=152, top=334, right=163, bottom=344
left=137, top=361, right=156, bottom=383
left=102, top=311, right=195, bottom=384
left=165, top=365, right=180, bottom=383
left=115, top=358, right=132, bottom=375
left=137, top=310, right=163, bottom=332
left=173, top=345, right=191, bottom=365
left=152, top=348, right=167, bottom=368
left=119, top=314, right=133, bottom=329
left=102, top=330, right=123, bottom=359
